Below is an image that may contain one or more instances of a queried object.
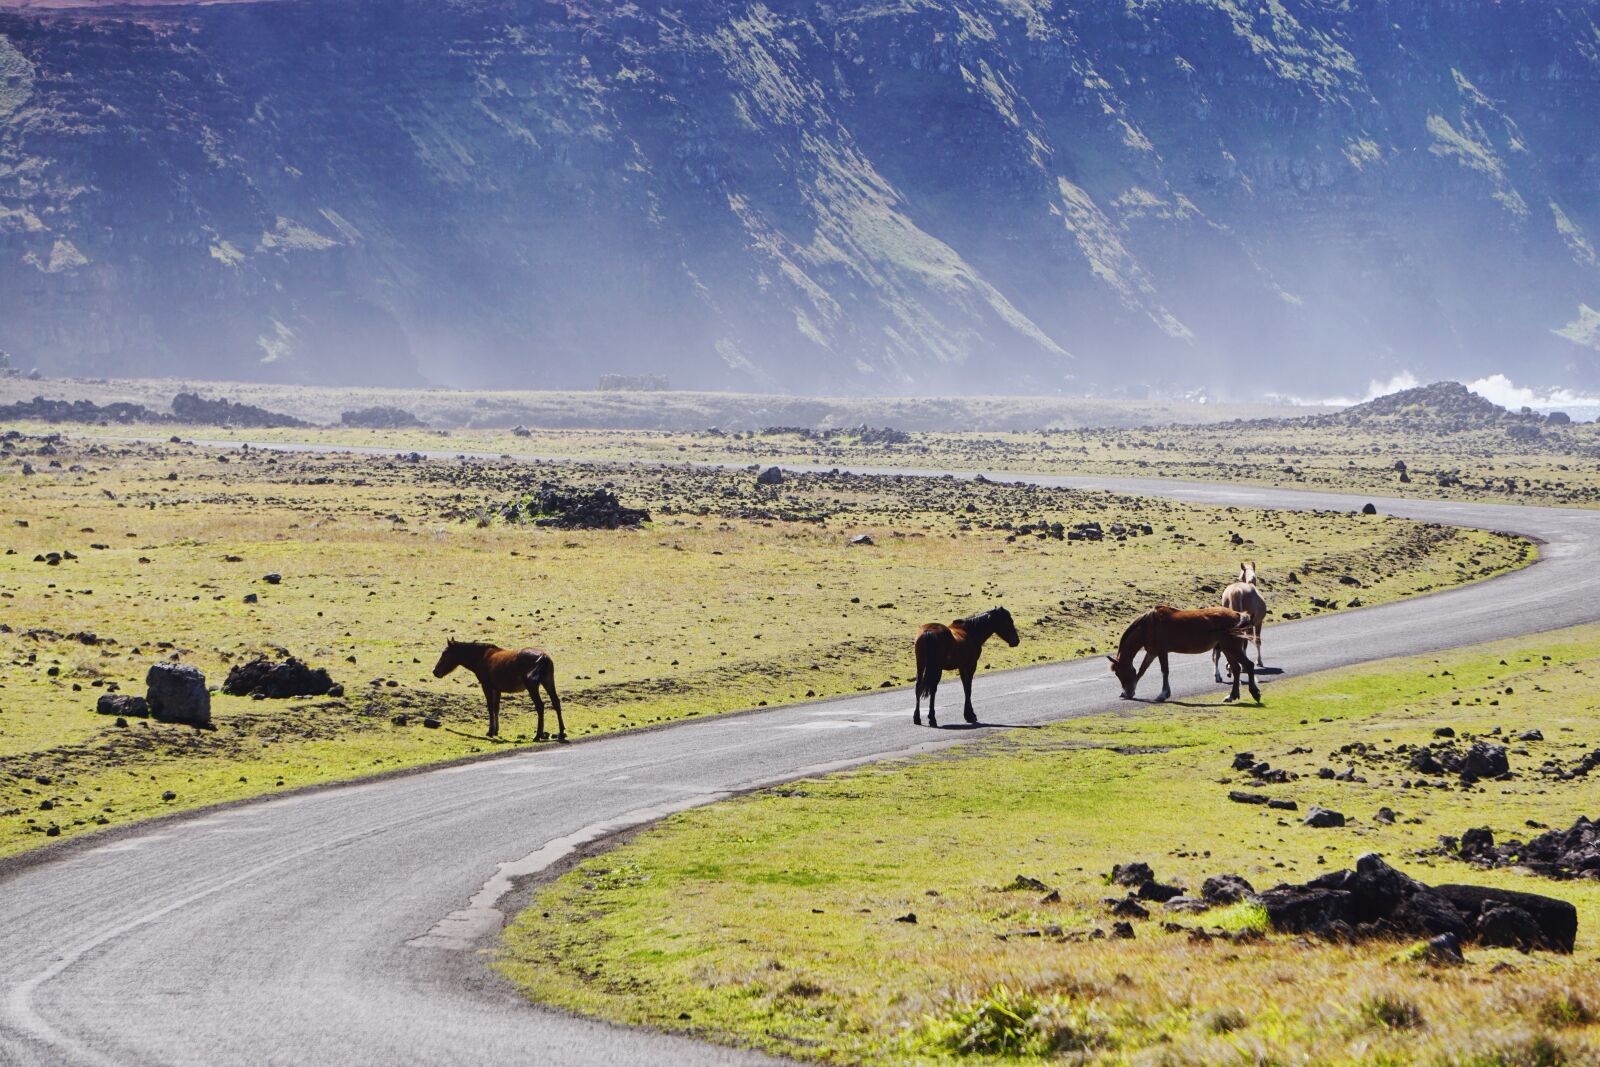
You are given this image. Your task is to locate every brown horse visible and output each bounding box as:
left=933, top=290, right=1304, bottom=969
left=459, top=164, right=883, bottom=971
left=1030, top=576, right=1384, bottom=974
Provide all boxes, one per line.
left=432, top=639, right=564, bottom=740
left=1213, top=560, right=1267, bottom=682
left=1109, top=606, right=1260, bottom=704
left=913, top=606, right=1020, bottom=726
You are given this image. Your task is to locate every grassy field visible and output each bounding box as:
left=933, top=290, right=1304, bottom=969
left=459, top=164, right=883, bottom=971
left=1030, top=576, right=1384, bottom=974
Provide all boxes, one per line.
left=22, top=406, right=1600, bottom=514
left=0, top=432, right=1528, bottom=857
left=501, top=627, right=1600, bottom=1066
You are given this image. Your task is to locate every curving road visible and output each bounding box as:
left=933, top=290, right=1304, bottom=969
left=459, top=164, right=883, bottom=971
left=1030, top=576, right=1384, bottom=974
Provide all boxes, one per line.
left=3, top=459, right=1599, bottom=1066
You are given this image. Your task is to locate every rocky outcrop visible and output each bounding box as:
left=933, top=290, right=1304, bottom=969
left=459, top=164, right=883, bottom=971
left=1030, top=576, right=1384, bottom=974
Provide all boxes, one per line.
left=171, top=393, right=305, bottom=429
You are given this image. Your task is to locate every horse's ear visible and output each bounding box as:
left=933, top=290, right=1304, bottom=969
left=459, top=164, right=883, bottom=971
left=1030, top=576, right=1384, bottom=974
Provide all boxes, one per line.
left=1106, top=654, right=1117, bottom=665
left=447, top=637, right=457, bottom=647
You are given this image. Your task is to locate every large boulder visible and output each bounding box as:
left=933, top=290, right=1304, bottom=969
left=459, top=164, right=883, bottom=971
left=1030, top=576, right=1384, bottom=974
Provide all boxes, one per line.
left=1308, top=853, right=1425, bottom=923
left=1432, top=884, right=1577, bottom=953
left=145, top=663, right=211, bottom=727
left=222, top=656, right=336, bottom=699
left=1253, top=887, right=1355, bottom=934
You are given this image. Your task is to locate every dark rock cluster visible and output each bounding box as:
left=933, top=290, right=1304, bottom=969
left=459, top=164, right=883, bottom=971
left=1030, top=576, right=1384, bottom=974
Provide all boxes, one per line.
left=0, top=396, right=165, bottom=424
left=222, top=656, right=340, bottom=699
left=1445, top=817, right=1600, bottom=880
left=495, top=483, right=650, bottom=529
left=171, top=392, right=307, bottom=429
left=340, top=406, right=424, bottom=429
left=1252, top=853, right=1575, bottom=953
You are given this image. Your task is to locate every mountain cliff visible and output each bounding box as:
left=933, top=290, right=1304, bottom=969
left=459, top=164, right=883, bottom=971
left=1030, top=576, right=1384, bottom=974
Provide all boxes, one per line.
left=1, top=0, right=1597, bottom=394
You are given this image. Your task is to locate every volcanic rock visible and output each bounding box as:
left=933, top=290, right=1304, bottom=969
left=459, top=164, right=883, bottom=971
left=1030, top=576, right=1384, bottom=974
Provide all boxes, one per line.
left=145, top=662, right=211, bottom=728
left=222, top=656, right=337, bottom=699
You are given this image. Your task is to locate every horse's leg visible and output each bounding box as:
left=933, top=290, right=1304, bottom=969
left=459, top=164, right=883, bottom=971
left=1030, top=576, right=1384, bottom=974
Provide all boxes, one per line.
left=1212, top=646, right=1225, bottom=684
left=1224, top=647, right=1242, bottom=703
left=484, top=685, right=501, bottom=737
left=1255, top=619, right=1265, bottom=669
left=542, top=667, right=566, bottom=740
left=926, top=669, right=939, bottom=728
left=960, top=664, right=977, bottom=724
left=527, top=671, right=547, bottom=740
left=913, top=645, right=924, bottom=726
left=1245, top=654, right=1261, bottom=704
left=1156, top=653, right=1171, bottom=703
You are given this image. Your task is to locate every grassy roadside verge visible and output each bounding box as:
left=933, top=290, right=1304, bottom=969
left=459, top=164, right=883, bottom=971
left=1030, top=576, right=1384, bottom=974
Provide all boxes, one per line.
left=500, top=627, right=1600, bottom=1066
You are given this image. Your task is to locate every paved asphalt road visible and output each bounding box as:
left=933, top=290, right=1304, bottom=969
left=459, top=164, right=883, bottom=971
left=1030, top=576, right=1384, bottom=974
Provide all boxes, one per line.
left=3, top=452, right=1599, bottom=1066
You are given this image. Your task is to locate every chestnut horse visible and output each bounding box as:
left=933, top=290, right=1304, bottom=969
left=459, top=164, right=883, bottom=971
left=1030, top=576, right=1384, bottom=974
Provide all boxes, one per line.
left=432, top=639, right=564, bottom=740
left=1213, top=560, right=1267, bottom=682
left=913, top=606, right=1020, bottom=726
left=1109, top=606, right=1260, bottom=704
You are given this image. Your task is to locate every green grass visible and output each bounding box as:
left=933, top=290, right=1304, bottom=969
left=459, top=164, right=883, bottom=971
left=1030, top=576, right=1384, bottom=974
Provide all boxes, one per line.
left=500, top=627, right=1600, bottom=1065
left=0, top=430, right=1530, bottom=857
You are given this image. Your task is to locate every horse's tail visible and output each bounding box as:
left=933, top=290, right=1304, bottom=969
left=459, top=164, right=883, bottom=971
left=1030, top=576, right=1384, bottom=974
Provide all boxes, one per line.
left=913, top=631, right=931, bottom=697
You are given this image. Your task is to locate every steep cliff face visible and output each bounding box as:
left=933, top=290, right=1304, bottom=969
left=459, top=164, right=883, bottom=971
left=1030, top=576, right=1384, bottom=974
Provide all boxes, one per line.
left=0, top=0, right=1597, bottom=394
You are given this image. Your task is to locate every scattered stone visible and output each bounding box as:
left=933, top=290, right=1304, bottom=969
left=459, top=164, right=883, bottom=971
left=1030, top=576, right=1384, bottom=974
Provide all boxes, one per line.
left=1201, top=874, right=1255, bottom=905
left=848, top=534, right=874, bottom=546
left=95, top=693, right=148, bottom=718
left=1110, top=861, right=1155, bottom=887
left=263, top=573, right=282, bottom=584
left=894, top=912, right=917, bottom=924
left=1229, top=790, right=1270, bottom=805
left=1136, top=881, right=1183, bottom=903
left=1110, top=921, right=1135, bottom=940
left=1304, top=806, right=1346, bottom=828
left=422, top=717, right=441, bottom=729
left=145, top=663, right=211, bottom=728
left=756, top=466, right=784, bottom=486
left=1110, top=898, right=1149, bottom=920
left=1003, top=874, right=1048, bottom=892
left=1361, top=502, right=1378, bottom=515
left=1419, top=932, right=1465, bottom=965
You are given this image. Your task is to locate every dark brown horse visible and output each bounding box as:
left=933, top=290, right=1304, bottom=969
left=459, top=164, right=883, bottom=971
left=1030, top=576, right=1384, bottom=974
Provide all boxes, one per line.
left=432, top=639, right=564, bottom=740
left=913, top=606, right=1020, bottom=726
left=1109, top=606, right=1261, bottom=704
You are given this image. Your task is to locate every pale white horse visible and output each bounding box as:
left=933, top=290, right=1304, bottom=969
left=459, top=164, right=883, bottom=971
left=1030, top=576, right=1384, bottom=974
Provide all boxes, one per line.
left=1213, top=561, right=1267, bottom=682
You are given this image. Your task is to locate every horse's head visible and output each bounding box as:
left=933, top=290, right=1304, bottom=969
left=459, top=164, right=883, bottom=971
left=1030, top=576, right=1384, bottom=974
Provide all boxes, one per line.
left=1239, top=560, right=1257, bottom=585
left=990, top=606, right=1020, bottom=648
left=1107, top=654, right=1138, bottom=699
left=432, top=638, right=462, bottom=679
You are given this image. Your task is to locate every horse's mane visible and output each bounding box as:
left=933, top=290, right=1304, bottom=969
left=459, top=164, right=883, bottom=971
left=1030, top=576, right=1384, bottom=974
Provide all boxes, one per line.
left=1114, top=610, right=1153, bottom=660
left=955, top=606, right=1010, bottom=631
left=448, top=639, right=496, bottom=652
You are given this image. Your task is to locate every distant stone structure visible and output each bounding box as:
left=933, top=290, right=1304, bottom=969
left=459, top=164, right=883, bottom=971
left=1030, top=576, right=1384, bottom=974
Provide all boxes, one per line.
left=597, top=374, right=670, bottom=392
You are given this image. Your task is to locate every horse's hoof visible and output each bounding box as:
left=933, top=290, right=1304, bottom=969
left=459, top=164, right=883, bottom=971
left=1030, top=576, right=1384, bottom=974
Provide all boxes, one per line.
left=535, top=732, right=549, bottom=741
left=963, top=712, right=977, bottom=725
left=912, top=715, right=921, bottom=726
